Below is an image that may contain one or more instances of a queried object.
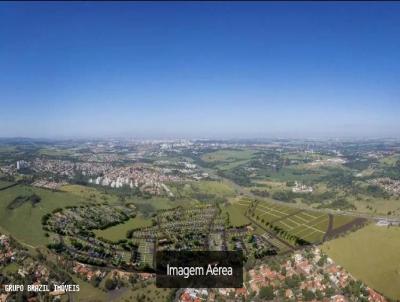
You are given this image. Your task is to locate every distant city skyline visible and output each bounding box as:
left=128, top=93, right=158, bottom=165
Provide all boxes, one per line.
left=1, top=2, right=399, bottom=139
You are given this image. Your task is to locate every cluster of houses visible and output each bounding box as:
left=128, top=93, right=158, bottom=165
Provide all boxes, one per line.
left=129, top=206, right=224, bottom=256
left=179, top=287, right=249, bottom=302
left=310, top=157, right=347, bottom=167
left=31, top=158, right=113, bottom=178
left=88, top=161, right=208, bottom=197
left=72, top=262, right=106, bottom=282
left=245, top=247, right=386, bottom=301
left=31, top=179, right=67, bottom=190
left=154, top=160, right=209, bottom=181
left=44, top=204, right=136, bottom=268
left=0, top=234, right=16, bottom=266
left=129, top=206, right=277, bottom=270
left=78, top=152, right=120, bottom=163
left=369, top=177, right=400, bottom=195
left=45, top=204, right=136, bottom=235
left=292, top=181, right=314, bottom=193
left=0, top=233, right=72, bottom=302
left=0, top=164, right=17, bottom=175
left=178, top=247, right=387, bottom=302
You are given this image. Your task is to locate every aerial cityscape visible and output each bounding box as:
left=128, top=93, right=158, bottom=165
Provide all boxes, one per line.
left=1, top=2, right=400, bottom=302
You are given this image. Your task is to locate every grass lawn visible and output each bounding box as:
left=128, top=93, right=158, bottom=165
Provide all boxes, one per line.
left=322, top=224, right=400, bottom=300
left=94, top=215, right=153, bottom=241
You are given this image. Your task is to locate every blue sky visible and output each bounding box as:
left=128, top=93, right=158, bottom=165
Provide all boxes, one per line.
left=0, top=2, right=399, bottom=139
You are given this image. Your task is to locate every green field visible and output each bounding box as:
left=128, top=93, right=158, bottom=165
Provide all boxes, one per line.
left=378, top=154, right=400, bottom=166
left=63, top=184, right=189, bottom=213
left=37, top=148, right=74, bottom=157
left=0, top=185, right=101, bottom=247
left=130, top=196, right=179, bottom=216
left=0, top=180, right=14, bottom=189
left=2, top=262, right=19, bottom=274
left=223, top=202, right=251, bottom=227
left=61, top=184, right=119, bottom=203
left=331, top=215, right=357, bottom=229
left=201, top=149, right=255, bottom=162
left=0, top=146, right=17, bottom=154
left=94, top=215, right=153, bottom=241
left=191, top=180, right=236, bottom=196
left=72, top=275, right=108, bottom=302
left=0, top=183, right=195, bottom=247
left=201, top=149, right=256, bottom=170
left=322, top=224, right=400, bottom=300
left=351, top=195, right=400, bottom=216
left=263, top=166, right=328, bottom=182
left=177, top=180, right=235, bottom=197
left=117, top=282, right=173, bottom=302
left=169, top=180, right=236, bottom=204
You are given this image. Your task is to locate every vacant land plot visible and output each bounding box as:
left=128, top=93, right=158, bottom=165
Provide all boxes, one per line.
left=352, top=196, right=400, bottom=216
left=252, top=201, right=328, bottom=242
left=201, top=149, right=255, bottom=162
left=251, top=200, right=355, bottom=243
left=201, top=149, right=256, bottom=170
left=73, top=275, right=108, bottom=302
left=94, top=215, right=153, bottom=241
left=130, top=196, right=178, bottom=216
left=191, top=180, right=236, bottom=196
left=223, top=201, right=251, bottom=227
left=265, top=166, right=328, bottom=182
left=137, top=239, right=155, bottom=267
left=322, top=224, right=400, bottom=300
left=172, top=180, right=236, bottom=201
left=331, top=215, right=356, bottom=229
left=61, top=184, right=119, bottom=204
